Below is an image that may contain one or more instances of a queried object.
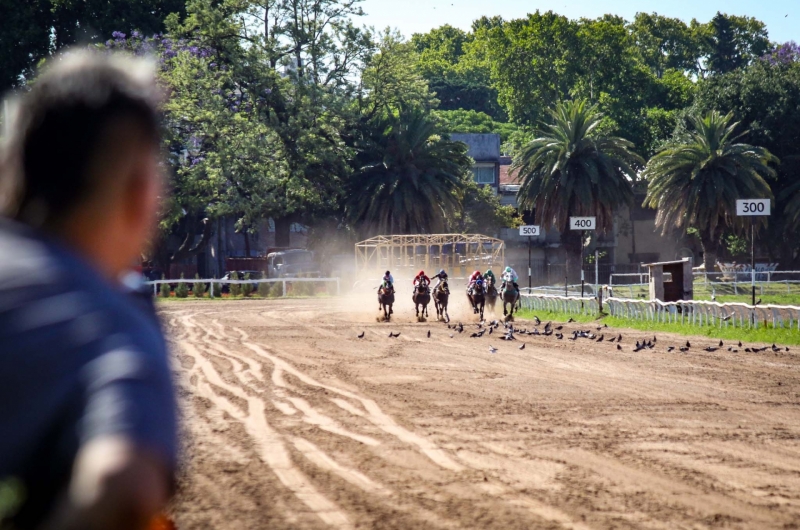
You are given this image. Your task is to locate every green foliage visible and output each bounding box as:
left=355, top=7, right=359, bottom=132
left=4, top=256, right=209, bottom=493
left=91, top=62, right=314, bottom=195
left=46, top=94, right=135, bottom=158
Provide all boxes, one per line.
left=449, top=180, right=521, bottom=235
left=643, top=110, right=776, bottom=271
left=513, top=99, right=642, bottom=280
left=0, top=0, right=185, bottom=91
left=242, top=273, right=254, bottom=297
left=175, top=274, right=189, bottom=298
left=269, top=281, right=284, bottom=298
left=193, top=274, right=206, bottom=298
left=212, top=281, right=222, bottom=298
left=160, top=275, right=171, bottom=298
left=725, top=234, right=749, bottom=257
left=229, top=272, right=241, bottom=297
left=345, top=109, right=471, bottom=235
left=257, top=280, right=271, bottom=297
left=513, top=99, right=642, bottom=233
left=433, top=109, right=518, bottom=143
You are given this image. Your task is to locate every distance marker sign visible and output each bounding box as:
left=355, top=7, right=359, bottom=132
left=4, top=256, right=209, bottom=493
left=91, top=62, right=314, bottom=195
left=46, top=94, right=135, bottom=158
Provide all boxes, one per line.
left=736, top=199, right=770, bottom=216
left=569, top=217, right=596, bottom=230
left=519, top=225, right=540, bottom=236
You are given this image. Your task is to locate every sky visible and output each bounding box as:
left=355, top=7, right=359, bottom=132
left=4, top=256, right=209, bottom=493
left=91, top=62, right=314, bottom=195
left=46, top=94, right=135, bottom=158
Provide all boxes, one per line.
left=359, top=0, right=798, bottom=44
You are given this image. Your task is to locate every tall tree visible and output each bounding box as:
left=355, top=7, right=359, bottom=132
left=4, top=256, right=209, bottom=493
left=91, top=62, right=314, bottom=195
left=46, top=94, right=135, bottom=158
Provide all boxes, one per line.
left=512, top=100, right=642, bottom=280
left=643, top=111, right=777, bottom=272
left=703, top=12, right=770, bottom=75
left=0, top=0, right=186, bottom=92
left=629, top=13, right=700, bottom=78
left=345, top=110, right=471, bottom=235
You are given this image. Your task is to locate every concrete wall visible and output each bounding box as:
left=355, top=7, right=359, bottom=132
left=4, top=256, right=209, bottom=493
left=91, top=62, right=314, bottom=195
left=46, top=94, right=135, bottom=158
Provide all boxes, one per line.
left=450, top=133, right=501, bottom=161
left=614, top=206, right=682, bottom=265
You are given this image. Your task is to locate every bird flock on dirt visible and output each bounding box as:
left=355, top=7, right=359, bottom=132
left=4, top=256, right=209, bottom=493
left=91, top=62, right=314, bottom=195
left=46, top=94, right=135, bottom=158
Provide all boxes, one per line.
left=356, top=316, right=791, bottom=356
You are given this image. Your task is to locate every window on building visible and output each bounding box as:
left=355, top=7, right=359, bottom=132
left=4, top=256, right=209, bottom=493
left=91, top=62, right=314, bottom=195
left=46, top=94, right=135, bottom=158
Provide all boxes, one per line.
left=472, top=166, right=495, bottom=184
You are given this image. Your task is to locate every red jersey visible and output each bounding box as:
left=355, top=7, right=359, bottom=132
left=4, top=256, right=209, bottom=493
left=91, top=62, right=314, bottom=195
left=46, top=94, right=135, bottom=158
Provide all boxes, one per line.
left=413, top=273, right=430, bottom=284
left=468, top=271, right=482, bottom=283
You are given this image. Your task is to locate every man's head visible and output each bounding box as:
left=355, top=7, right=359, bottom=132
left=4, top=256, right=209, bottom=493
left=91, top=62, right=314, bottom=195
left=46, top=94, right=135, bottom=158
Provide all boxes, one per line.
left=2, top=51, right=163, bottom=279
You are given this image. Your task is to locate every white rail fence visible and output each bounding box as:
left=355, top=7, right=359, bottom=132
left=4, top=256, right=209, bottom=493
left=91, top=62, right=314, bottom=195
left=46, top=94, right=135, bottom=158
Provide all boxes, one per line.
left=519, top=293, right=599, bottom=316
left=145, top=277, right=340, bottom=298
left=519, top=292, right=800, bottom=330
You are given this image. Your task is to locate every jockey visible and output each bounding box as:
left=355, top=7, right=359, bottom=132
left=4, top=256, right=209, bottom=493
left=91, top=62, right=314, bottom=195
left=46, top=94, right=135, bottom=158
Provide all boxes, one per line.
left=432, top=269, right=449, bottom=293
left=413, top=270, right=430, bottom=293
left=483, top=268, right=496, bottom=288
left=467, top=269, right=482, bottom=294
left=381, top=270, right=394, bottom=293
left=501, top=266, right=520, bottom=292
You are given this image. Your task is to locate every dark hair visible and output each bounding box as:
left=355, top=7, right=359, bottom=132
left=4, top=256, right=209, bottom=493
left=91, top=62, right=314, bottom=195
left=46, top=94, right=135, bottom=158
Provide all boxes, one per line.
left=3, top=51, right=161, bottom=226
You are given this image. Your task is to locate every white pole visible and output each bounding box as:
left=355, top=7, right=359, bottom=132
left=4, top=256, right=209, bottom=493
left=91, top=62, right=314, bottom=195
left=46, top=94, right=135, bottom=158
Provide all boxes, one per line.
left=594, top=249, right=599, bottom=298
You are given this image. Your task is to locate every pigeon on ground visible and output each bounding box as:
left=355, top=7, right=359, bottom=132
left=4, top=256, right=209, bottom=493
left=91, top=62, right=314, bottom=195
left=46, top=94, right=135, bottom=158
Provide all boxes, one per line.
left=519, top=343, right=526, bottom=350
left=679, top=347, right=689, bottom=352
left=388, top=332, right=393, bottom=337
left=686, top=340, right=691, bottom=348
left=653, top=336, right=657, bottom=343
left=617, top=334, right=622, bottom=342
left=568, top=318, right=575, bottom=323
left=555, top=325, right=564, bottom=331
left=358, top=331, right=365, bottom=338
left=667, top=346, right=675, bottom=352
left=544, top=322, right=552, bottom=332
left=449, top=334, right=454, bottom=338
left=489, top=327, right=493, bottom=335
left=616, top=344, right=622, bottom=350
left=489, top=345, right=498, bottom=354
left=745, top=348, right=752, bottom=353
left=738, top=341, right=743, bottom=347
left=727, top=347, right=732, bottom=352
left=534, top=316, right=541, bottom=326
left=786, top=347, right=790, bottom=352
left=427, top=330, right=431, bottom=338
left=556, top=333, right=563, bottom=340
left=604, top=324, right=608, bottom=328
left=470, top=332, right=480, bottom=338
left=704, top=346, right=718, bottom=352
left=719, top=340, right=724, bottom=347
left=596, top=334, right=604, bottom=342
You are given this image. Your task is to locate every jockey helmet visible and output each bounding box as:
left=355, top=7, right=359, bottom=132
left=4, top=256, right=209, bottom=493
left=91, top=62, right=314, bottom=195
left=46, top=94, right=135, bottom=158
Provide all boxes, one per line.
left=439, top=269, right=446, bottom=276
left=385, top=270, right=390, bottom=276
left=504, top=266, right=512, bottom=273
left=417, top=270, right=425, bottom=277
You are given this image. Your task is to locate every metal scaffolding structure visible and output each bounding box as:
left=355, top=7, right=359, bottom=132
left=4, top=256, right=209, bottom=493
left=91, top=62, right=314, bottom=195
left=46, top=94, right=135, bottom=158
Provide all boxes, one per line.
left=355, top=234, right=505, bottom=279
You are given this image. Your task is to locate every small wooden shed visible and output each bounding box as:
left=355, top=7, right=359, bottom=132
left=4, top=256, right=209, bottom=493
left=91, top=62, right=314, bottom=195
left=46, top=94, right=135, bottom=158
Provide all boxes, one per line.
left=645, top=258, right=693, bottom=302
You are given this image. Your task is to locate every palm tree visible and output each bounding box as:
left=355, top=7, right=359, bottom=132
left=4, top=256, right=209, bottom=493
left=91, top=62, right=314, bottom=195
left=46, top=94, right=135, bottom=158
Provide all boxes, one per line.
left=643, top=111, right=776, bottom=273
left=512, top=99, right=643, bottom=281
left=346, top=110, right=471, bottom=235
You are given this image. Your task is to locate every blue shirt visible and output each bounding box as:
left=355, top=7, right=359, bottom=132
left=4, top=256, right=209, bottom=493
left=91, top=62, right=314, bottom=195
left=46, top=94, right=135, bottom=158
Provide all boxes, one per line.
left=0, top=220, right=177, bottom=529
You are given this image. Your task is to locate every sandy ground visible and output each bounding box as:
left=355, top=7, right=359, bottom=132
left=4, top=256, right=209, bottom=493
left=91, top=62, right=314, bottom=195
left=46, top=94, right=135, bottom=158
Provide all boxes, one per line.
left=162, top=294, right=800, bottom=529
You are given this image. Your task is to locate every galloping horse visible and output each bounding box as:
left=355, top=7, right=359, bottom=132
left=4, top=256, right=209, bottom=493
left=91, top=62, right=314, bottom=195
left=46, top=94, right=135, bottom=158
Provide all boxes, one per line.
left=484, top=277, right=498, bottom=314
left=501, top=281, right=520, bottom=321
left=433, top=280, right=450, bottom=323
left=412, top=279, right=431, bottom=321
left=468, top=281, right=486, bottom=320
left=377, top=284, right=394, bottom=321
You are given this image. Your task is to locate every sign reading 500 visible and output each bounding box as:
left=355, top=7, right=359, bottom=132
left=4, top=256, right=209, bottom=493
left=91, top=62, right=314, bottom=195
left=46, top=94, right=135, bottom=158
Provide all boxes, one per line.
left=569, top=217, right=596, bottom=230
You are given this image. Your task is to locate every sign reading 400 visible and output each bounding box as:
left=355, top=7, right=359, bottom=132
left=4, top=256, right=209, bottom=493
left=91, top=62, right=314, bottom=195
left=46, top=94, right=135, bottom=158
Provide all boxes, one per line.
left=569, top=216, right=596, bottom=230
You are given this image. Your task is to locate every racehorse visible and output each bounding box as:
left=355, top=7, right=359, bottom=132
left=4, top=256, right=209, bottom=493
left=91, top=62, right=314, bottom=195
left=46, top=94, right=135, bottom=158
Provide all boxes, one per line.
left=501, top=281, right=520, bottom=321
left=412, top=279, right=430, bottom=321
left=377, top=285, right=394, bottom=321
left=433, top=280, right=450, bottom=323
left=484, top=277, right=498, bottom=314
left=467, top=280, right=486, bottom=320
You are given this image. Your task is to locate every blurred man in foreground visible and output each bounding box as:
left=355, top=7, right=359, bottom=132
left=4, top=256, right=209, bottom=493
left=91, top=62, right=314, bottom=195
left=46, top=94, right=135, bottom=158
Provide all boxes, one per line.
left=0, top=51, right=177, bottom=530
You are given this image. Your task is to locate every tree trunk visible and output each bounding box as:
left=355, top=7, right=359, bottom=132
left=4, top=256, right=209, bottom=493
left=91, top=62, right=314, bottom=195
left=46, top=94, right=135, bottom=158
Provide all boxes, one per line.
left=562, top=230, right=583, bottom=284
left=700, top=232, right=719, bottom=274
left=274, top=217, right=292, bottom=248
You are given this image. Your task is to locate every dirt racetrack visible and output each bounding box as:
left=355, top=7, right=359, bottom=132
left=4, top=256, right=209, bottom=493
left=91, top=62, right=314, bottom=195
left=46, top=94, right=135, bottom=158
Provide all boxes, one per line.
left=163, top=295, right=800, bottom=529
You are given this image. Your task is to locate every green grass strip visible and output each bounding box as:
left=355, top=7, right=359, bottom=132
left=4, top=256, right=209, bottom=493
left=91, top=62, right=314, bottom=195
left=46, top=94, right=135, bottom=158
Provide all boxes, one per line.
left=515, top=308, right=800, bottom=346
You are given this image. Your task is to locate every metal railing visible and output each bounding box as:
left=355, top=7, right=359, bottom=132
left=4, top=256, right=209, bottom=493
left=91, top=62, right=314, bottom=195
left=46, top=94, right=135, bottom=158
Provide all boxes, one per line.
left=518, top=293, right=599, bottom=316
left=145, top=277, right=340, bottom=298
left=519, top=292, right=800, bottom=330
left=604, top=297, right=800, bottom=330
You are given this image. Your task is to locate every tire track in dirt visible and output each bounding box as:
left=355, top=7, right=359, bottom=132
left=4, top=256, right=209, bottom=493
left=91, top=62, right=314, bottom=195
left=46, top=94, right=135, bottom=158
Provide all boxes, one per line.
left=178, top=315, right=354, bottom=529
